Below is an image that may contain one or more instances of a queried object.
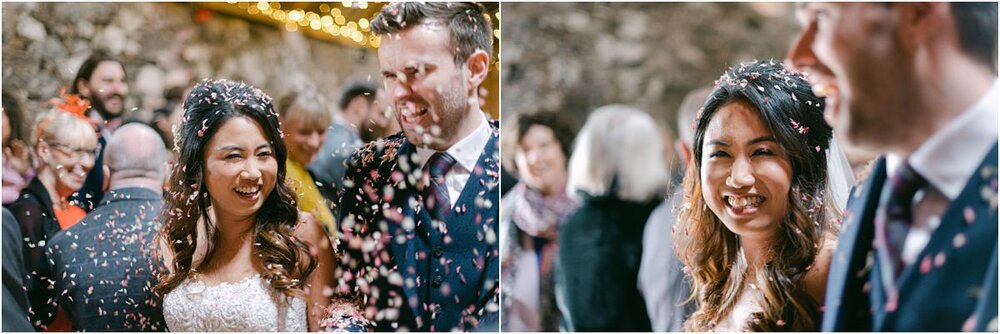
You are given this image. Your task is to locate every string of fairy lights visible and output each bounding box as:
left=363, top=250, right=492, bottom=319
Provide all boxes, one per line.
left=225, top=1, right=500, bottom=50
left=227, top=1, right=378, bottom=47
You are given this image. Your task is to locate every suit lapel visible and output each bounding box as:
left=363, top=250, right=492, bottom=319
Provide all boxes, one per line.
left=887, top=142, right=999, bottom=329
left=823, top=158, right=886, bottom=331
left=381, top=140, right=431, bottom=324
left=450, top=127, right=500, bottom=220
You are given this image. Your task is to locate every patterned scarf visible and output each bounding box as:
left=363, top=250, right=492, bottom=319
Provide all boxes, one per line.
left=510, top=182, right=578, bottom=237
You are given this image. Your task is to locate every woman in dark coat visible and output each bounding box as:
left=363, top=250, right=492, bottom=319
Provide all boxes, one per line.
left=556, top=105, right=671, bottom=331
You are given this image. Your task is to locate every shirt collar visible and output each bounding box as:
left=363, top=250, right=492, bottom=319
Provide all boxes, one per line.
left=888, top=79, right=1000, bottom=200
left=415, top=112, right=490, bottom=171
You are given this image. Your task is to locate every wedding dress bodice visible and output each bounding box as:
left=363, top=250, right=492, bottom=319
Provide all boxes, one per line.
left=711, top=286, right=762, bottom=332
left=163, top=274, right=307, bottom=331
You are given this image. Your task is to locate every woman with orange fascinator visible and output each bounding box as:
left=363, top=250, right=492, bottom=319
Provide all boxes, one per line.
left=8, top=89, right=100, bottom=331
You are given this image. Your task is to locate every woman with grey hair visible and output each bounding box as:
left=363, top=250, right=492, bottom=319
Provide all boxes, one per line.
left=555, top=105, right=670, bottom=331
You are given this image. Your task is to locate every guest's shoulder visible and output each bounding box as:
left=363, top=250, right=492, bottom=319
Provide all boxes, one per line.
left=47, top=209, right=107, bottom=250
left=9, top=188, right=44, bottom=210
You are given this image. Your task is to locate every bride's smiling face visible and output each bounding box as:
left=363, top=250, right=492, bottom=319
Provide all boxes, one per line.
left=203, top=116, right=278, bottom=222
left=701, top=100, right=792, bottom=239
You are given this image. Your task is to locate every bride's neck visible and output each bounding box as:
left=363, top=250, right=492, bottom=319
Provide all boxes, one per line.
left=213, top=208, right=256, bottom=244
left=201, top=215, right=257, bottom=273
left=740, top=236, right=772, bottom=270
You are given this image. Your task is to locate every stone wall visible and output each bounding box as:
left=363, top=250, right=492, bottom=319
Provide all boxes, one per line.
left=500, top=2, right=799, bottom=132
left=2, top=2, right=380, bottom=123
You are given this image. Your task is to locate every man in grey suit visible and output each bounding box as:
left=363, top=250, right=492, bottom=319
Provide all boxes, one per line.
left=46, top=123, right=169, bottom=331
left=309, top=81, right=380, bottom=203
left=637, top=87, right=709, bottom=331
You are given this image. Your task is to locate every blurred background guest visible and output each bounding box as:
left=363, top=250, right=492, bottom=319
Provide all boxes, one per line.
left=556, top=105, right=670, bottom=331
left=309, top=80, right=377, bottom=203
left=149, top=86, right=187, bottom=151
left=3, top=91, right=34, bottom=206
left=637, top=86, right=711, bottom=332
left=277, top=89, right=337, bottom=238
left=46, top=123, right=169, bottom=331
left=500, top=110, right=578, bottom=332
left=356, top=88, right=399, bottom=143
left=67, top=54, right=131, bottom=211
left=2, top=207, right=33, bottom=331
left=9, top=107, right=99, bottom=330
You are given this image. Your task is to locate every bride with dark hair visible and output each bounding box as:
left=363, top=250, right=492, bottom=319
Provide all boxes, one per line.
left=673, top=60, right=853, bottom=331
left=155, top=79, right=367, bottom=332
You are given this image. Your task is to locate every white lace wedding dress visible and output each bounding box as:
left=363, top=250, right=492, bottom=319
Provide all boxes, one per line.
left=162, top=274, right=308, bottom=331
left=710, top=286, right=762, bottom=332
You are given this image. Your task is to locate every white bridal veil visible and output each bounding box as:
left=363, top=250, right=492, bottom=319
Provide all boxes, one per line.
left=826, top=134, right=856, bottom=213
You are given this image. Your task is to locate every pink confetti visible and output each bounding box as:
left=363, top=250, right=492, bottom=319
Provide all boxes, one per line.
left=885, top=294, right=898, bottom=312
left=934, top=251, right=946, bottom=267
left=954, top=233, right=967, bottom=248
left=963, top=315, right=978, bottom=332
left=920, top=255, right=932, bottom=274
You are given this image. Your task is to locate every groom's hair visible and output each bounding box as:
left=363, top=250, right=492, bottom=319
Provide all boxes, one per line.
left=950, top=3, right=997, bottom=73
left=370, top=2, right=493, bottom=65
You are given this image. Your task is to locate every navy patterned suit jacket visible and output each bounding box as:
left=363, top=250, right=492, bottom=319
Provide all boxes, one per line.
left=822, top=143, right=998, bottom=331
left=337, top=120, right=500, bottom=332
left=46, top=187, right=167, bottom=331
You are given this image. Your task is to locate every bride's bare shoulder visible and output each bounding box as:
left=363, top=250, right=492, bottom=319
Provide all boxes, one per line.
left=803, top=233, right=838, bottom=304
left=156, top=235, right=176, bottom=275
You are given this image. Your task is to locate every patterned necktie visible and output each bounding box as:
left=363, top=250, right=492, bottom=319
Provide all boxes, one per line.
left=875, top=161, right=927, bottom=280
left=423, top=152, right=457, bottom=220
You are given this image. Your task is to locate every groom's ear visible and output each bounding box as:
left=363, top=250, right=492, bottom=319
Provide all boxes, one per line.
left=464, top=49, right=490, bottom=89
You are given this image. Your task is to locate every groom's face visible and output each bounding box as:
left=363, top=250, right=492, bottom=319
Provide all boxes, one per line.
left=787, top=3, right=913, bottom=152
left=378, top=22, right=471, bottom=151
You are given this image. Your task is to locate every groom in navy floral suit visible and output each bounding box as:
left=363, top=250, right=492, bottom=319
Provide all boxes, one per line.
left=788, top=3, right=998, bottom=331
left=336, top=2, right=499, bottom=331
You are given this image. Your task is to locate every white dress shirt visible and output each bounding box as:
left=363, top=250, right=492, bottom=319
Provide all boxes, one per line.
left=885, top=79, right=999, bottom=264
left=416, top=112, right=492, bottom=208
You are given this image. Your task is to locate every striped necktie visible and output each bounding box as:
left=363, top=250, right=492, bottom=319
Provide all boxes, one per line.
left=875, top=161, right=927, bottom=282
left=423, top=152, right=456, bottom=220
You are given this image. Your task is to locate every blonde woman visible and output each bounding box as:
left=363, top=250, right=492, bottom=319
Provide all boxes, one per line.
left=275, top=89, right=337, bottom=236
left=10, top=107, right=98, bottom=330
left=556, top=105, right=671, bottom=331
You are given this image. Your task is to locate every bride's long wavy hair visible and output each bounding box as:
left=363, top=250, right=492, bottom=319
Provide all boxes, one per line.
left=674, top=60, right=839, bottom=331
left=155, top=79, right=316, bottom=298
